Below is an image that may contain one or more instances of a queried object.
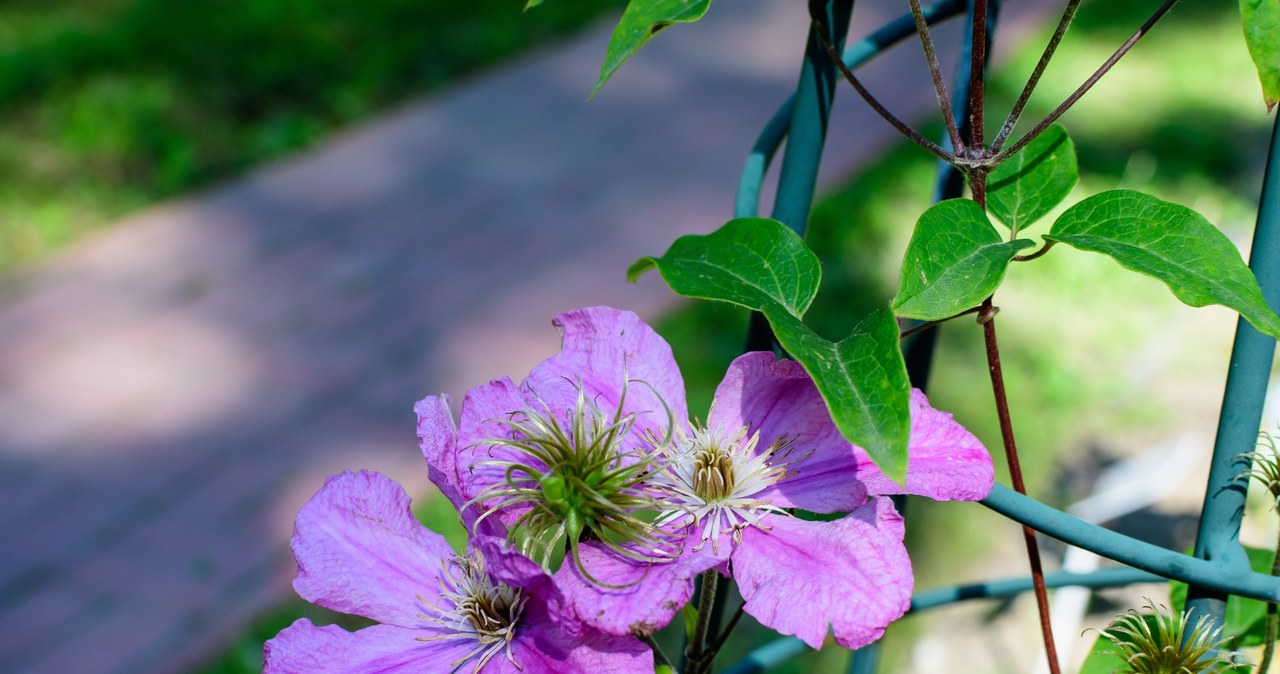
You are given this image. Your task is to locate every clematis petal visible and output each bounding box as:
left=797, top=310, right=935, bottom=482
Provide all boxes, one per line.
left=263, top=619, right=468, bottom=674
left=731, top=499, right=912, bottom=650
left=524, top=306, right=689, bottom=442
left=414, top=393, right=468, bottom=514
left=507, top=600, right=655, bottom=674
left=291, top=471, right=455, bottom=627
left=470, top=535, right=561, bottom=612
left=553, top=539, right=726, bottom=636
left=853, top=389, right=994, bottom=502
left=453, top=377, right=542, bottom=528
left=707, top=352, right=868, bottom=512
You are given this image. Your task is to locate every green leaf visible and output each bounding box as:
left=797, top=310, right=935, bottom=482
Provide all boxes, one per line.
left=1047, top=190, right=1280, bottom=339
left=627, top=217, right=820, bottom=318
left=892, top=199, right=1035, bottom=321
left=1077, top=633, right=1127, bottom=674
left=632, top=218, right=910, bottom=482
left=988, top=124, right=1078, bottom=233
left=1171, top=545, right=1275, bottom=647
left=767, top=308, right=910, bottom=482
left=592, top=0, right=713, bottom=97
left=1241, top=0, right=1280, bottom=111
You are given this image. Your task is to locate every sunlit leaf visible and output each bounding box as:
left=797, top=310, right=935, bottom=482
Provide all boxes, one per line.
left=988, top=124, right=1078, bottom=232
left=1241, top=0, right=1280, bottom=111
left=628, top=217, right=819, bottom=317
left=767, top=308, right=910, bottom=482
left=592, top=0, right=713, bottom=97
left=1047, top=190, right=1280, bottom=339
left=632, top=217, right=910, bottom=482
left=892, top=199, right=1034, bottom=321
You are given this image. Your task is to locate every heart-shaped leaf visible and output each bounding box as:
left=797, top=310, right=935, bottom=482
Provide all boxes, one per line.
left=632, top=217, right=910, bottom=482
left=893, top=199, right=1034, bottom=321
left=1047, top=190, right=1280, bottom=339
left=628, top=216, right=819, bottom=317
left=988, top=124, right=1078, bottom=233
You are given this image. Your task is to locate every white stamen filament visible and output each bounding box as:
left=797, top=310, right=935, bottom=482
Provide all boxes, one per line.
left=652, top=424, right=798, bottom=554
left=416, top=551, right=527, bottom=673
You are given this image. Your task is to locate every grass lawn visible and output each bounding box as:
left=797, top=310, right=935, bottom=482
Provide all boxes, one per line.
left=0, top=0, right=624, bottom=273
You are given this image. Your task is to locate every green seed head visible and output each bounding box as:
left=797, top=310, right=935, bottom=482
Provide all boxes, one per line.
left=1237, top=429, right=1280, bottom=510
left=467, top=379, right=677, bottom=585
left=1094, top=599, right=1238, bottom=674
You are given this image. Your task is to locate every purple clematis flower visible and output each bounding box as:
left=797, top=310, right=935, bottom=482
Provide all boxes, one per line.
left=418, top=306, right=994, bottom=651
left=262, top=470, right=652, bottom=674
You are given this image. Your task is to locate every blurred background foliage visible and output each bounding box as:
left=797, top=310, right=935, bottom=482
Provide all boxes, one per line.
left=4, top=0, right=1271, bottom=672
left=0, top=0, right=623, bottom=272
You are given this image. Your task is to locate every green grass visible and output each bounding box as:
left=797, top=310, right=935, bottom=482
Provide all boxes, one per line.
left=0, top=0, right=625, bottom=272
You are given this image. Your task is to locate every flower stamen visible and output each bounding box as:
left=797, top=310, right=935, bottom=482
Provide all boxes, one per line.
left=416, top=551, right=527, bottom=674
left=652, top=424, right=802, bottom=554
left=465, top=377, right=679, bottom=585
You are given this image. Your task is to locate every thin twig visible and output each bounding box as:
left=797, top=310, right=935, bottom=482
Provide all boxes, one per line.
left=967, top=0, right=989, bottom=152
left=980, top=298, right=1063, bottom=674
left=708, top=605, right=747, bottom=660
left=808, top=10, right=956, bottom=163
left=989, top=0, right=1081, bottom=152
left=1012, top=239, right=1056, bottom=262
left=909, top=0, right=965, bottom=153
left=995, top=0, right=1179, bottom=163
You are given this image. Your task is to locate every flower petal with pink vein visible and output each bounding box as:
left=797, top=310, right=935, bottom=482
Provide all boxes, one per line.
left=290, top=471, right=459, bottom=628
left=264, top=620, right=468, bottom=673
left=523, top=307, right=689, bottom=443
left=731, top=499, right=912, bottom=650
left=707, top=352, right=870, bottom=513
left=853, top=389, right=994, bottom=501
left=553, top=539, right=727, bottom=636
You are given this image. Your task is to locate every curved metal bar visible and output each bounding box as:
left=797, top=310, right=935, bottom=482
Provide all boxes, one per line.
left=721, top=566, right=1162, bottom=674
left=981, top=484, right=1280, bottom=601
left=733, top=0, right=967, bottom=220
left=910, top=566, right=1160, bottom=611
left=1185, top=112, right=1280, bottom=627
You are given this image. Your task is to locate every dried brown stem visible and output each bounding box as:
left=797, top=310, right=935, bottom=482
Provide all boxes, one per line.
left=995, top=0, right=1179, bottom=162
left=909, top=0, right=965, bottom=153
left=989, top=0, right=1081, bottom=152
left=808, top=9, right=955, bottom=164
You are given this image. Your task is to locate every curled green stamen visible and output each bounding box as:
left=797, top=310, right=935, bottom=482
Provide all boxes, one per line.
left=467, top=378, right=678, bottom=586
left=1092, top=599, right=1238, bottom=673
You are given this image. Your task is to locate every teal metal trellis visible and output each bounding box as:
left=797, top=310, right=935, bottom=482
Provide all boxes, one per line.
left=721, top=0, right=1280, bottom=671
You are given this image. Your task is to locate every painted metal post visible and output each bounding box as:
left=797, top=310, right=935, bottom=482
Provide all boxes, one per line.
left=1185, top=114, right=1280, bottom=627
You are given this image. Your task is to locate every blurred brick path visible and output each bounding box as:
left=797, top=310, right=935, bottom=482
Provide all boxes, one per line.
left=0, top=2, right=1055, bottom=672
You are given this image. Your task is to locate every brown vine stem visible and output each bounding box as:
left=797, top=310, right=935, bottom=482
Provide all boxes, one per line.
left=968, top=4, right=1059, bottom=658
left=994, top=0, right=1179, bottom=163
left=989, top=0, right=1081, bottom=152
left=967, top=0, right=988, bottom=153
left=979, top=294, right=1062, bottom=674
left=908, top=0, right=965, bottom=153
left=809, top=8, right=956, bottom=164
left=1012, top=239, right=1056, bottom=262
